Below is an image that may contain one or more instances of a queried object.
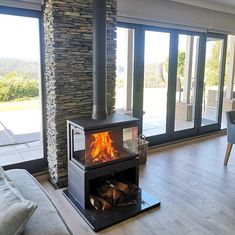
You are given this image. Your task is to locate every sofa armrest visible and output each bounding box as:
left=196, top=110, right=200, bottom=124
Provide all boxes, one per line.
left=5, top=169, right=72, bottom=235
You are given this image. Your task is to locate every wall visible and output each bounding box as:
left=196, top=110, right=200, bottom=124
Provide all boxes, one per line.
left=43, top=0, right=117, bottom=187
left=117, top=0, right=235, bottom=34
left=0, top=0, right=43, bottom=10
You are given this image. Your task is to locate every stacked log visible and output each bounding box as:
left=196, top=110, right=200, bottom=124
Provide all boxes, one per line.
left=90, top=178, right=138, bottom=210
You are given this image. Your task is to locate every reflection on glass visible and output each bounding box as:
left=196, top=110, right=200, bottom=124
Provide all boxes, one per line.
left=201, top=38, right=223, bottom=126
left=174, top=35, right=199, bottom=131
left=143, top=31, right=170, bottom=137
left=115, top=27, right=134, bottom=116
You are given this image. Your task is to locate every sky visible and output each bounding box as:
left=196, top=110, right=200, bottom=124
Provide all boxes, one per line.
left=0, top=14, right=40, bottom=61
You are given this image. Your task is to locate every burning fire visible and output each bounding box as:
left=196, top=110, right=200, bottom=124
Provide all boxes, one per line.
left=89, top=131, right=117, bottom=163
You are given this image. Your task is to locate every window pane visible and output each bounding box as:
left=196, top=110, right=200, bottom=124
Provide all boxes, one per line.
left=201, top=38, right=223, bottom=126
left=0, top=14, right=43, bottom=166
left=143, top=31, right=170, bottom=137
left=174, top=35, right=199, bottom=131
left=115, top=27, right=134, bottom=116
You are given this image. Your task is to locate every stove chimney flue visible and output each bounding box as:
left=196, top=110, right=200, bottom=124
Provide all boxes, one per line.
left=92, top=0, right=108, bottom=120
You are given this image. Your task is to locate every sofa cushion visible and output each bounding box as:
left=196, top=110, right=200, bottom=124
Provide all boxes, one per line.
left=0, top=167, right=37, bottom=235
left=5, top=169, right=72, bottom=235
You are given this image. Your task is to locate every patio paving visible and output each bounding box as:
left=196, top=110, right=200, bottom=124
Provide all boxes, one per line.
left=0, top=109, right=41, bottom=145
left=0, top=141, right=43, bottom=166
left=0, top=108, right=43, bottom=166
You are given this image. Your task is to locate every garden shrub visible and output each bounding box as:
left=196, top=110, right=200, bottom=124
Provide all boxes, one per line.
left=0, top=72, right=39, bottom=102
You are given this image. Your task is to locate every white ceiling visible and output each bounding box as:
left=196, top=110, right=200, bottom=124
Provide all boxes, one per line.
left=171, top=0, right=235, bottom=14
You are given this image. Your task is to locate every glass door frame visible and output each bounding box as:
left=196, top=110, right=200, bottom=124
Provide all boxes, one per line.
left=117, top=23, right=177, bottom=145
left=142, top=27, right=206, bottom=146
left=133, top=24, right=178, bottom=145
left=0, top=6, right=47, bottom=173
left=117, top=22, right=145, bottom=132
left=197, top=33, right=227, bottom=134
left=172, top=30, right=205, bottom=141
left=117, top=23, right=227, bottom=147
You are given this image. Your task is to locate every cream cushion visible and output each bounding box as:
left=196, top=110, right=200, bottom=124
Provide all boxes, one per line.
left=0, top=166, right=37, bottom=235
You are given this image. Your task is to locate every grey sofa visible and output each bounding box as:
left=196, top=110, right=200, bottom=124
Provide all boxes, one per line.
left=5, top=169, right=72, bottom=235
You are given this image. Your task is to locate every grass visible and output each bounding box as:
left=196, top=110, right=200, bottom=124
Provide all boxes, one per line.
left=0, top=98, right=40, bottom=112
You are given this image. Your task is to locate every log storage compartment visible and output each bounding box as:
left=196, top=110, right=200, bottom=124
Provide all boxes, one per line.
left=64, top=113, right=161, bottom=232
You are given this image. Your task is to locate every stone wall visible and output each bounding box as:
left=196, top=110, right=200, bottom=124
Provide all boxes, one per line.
left=43, top=0, right=117, bottom=187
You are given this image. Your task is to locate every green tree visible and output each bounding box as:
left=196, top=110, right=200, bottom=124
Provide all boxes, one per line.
left=164, top=50, right=185, bottom=78
left=177, top=51, right=185, bottom=78
left=204, top=40, right=230, bottom=86
left=205, top=41, right=221, bottom=86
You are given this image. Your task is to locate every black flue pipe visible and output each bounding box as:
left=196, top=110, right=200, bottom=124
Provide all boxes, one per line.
left=92, top=0, right=108, bottom=120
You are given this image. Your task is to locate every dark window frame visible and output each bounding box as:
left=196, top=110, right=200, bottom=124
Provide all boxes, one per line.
left=117, top=22, right=228, bottom=146
left=0, top=6, right=47, bottom=173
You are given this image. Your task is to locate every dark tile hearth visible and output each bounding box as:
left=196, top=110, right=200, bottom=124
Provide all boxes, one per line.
left=63, top=189, right=160, bottom=232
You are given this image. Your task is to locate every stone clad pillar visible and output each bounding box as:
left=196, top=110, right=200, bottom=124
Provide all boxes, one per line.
left=43, top=0, right=117, bottom=187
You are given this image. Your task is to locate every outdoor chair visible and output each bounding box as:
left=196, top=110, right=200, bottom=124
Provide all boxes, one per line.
left=224, top=110, right=235, bottom=165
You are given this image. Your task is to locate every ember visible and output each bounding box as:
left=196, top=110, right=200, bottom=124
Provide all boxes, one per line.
left=89, top=131, right=117, bottom=163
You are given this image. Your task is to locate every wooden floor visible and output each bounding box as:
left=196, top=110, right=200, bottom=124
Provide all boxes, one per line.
left=37, top=134, right=235, bottom=235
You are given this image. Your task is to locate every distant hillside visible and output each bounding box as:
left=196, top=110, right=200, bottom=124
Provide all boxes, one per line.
left=0, top=57, right=39, bottom=80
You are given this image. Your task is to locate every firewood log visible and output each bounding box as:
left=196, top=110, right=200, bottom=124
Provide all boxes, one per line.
left=125, top=184, right=138, bottom=198
left=97, top=182, right=121, bottom=203
left=112, top=179, right=139, bottom=197
left=118, top=191, right=126, bottom=203
left=111, top=187, right=122, bottom=205
left=110, top=185, right=121, bottom=201
left=97, top=188, right=113, bottom=200
left=90, top=195, right=112, bottom=210
left=112, top=179, right=129, bottom=192
left=97, top=182, right=115, bottom=199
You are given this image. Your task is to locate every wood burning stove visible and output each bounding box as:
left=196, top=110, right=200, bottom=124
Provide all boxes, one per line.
left=63, top=0, right=160, bottom=231
left=66, top=113, right=139, bottom=208
left=64, top=113, right=160, bottom=231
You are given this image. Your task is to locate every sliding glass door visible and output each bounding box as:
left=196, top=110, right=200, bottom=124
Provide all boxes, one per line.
left=200, top=35, right=226, bottom=131
left=140, top=28, right=204, bottom=145
left=174, top=34, right=199, bottom=132
left=116, top=23, right=227, bottom=146
left=0, top=7, right=46, bottom=172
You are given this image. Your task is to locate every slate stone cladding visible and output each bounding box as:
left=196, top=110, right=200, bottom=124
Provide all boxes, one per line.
left=43, top=0, right=117, bottom=187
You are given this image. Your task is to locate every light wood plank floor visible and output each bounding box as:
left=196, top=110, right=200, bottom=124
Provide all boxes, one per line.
left=37, top=134, right=235, bottom=235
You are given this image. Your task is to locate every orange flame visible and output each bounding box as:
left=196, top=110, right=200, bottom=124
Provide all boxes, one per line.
left=89, top=131, right=117, bottom=163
